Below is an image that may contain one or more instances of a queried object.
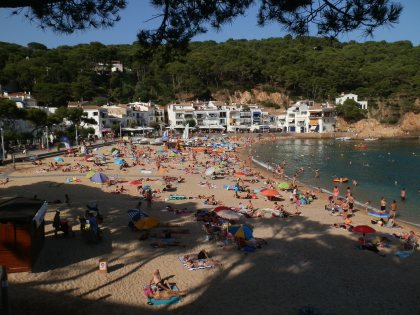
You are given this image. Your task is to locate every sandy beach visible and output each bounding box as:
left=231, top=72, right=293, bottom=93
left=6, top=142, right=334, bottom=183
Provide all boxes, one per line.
left=1, top=136, right=419, bottom=315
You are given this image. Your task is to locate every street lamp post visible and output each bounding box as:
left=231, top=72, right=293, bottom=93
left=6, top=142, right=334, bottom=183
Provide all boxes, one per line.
left=45, top=126, right=49, bottom=151
left=0, top=127, right=5, bottom=161
left=75, top=125, right=79, bottom=147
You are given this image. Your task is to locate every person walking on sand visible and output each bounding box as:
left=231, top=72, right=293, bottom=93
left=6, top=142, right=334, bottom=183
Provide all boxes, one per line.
left=400, top=188, right=406, bottom=201
left=380, top=197, right=386, bottom=211
left=347, top=193, right=354, bottom=215
left=333, top=186, right=339, bottom=202
left=390, top=200, right=398, bottom=219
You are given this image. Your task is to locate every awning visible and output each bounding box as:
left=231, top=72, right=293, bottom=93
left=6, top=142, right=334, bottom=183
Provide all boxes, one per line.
left=309, top=119, right=319, bottom=125
left=310, top=126, right=317, bottom=131
left=198, top=126, right=225, bottom=129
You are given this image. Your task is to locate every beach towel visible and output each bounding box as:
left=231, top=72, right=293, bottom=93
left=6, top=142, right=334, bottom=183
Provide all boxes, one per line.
left=143, top=285, right=181, bottom=305
left=395, top=251, right=413, bottom=258
left=224, top=184, right=234, bottom=190
left=140, top=170, right=153, bottom=174
left=166, top=196, right=187, bottom=201
left=368, top=210, right=389, bottom=218
left=178, top=256, right=215, bottom=271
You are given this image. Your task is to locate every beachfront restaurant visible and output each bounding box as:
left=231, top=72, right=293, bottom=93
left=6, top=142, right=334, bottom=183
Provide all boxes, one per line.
left=0, top=198, right=47, bottom=272
left=198, top=125, right=226, bottom=133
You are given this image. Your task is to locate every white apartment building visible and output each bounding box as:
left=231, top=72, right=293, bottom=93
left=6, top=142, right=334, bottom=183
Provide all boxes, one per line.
left=128, top=102, right=165, bottom=127
left=167, top=101, right=273, bottom=133
left=335, top=93, right=368, bottom=110
left=277, top=100, right=336, bottom=133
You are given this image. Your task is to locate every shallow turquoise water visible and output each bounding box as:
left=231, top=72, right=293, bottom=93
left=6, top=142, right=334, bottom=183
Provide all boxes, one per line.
left=251, top=138, right=420, bottom=225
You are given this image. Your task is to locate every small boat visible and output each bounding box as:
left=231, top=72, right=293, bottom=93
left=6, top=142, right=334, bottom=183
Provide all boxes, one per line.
left=335, top=137, right=352, bottom=141
left=364, top=138, right=378, bottom=141
left=333, top=177, right=349, bottom=183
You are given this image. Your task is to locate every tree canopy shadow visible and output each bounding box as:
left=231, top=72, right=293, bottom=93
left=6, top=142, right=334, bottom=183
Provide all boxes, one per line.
left=1, top=181, right=420, bottom=315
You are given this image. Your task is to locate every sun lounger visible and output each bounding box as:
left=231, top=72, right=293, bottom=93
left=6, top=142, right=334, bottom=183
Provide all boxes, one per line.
left=178, top=256, right=215, bottom=271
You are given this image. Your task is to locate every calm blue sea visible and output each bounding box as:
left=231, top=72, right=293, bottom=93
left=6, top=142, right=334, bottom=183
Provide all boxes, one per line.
left=250, top=138, right=420, bottom=226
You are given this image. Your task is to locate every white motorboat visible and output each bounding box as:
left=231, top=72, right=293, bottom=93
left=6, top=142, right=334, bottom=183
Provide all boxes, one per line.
left=364, top=138, right=378, bottom=141
left=335, top=137, right=352, bottom=141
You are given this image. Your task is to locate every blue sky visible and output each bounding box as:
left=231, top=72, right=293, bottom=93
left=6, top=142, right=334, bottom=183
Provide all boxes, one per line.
left=0, top=1, right=419, bottom=48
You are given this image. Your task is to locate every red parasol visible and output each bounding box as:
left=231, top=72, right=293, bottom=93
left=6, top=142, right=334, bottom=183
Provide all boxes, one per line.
left=353, top=225, right=376, bottom=234
left=212, top=206, right=233, bottom=212
left=260, top=189, right=280, bottom=197
left=235, top=172, right=247, bottom=177
left=130, top=180, right=142, bottom=186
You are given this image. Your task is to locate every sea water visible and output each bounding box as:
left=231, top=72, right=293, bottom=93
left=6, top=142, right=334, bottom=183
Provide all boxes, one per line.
left=250, top=138, right=420, bottom=226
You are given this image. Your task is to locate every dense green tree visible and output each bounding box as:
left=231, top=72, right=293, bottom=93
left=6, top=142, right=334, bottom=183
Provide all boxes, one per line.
left=0, top=100, right=27, bottom=128
left=336, top=99, right=367, bottom=122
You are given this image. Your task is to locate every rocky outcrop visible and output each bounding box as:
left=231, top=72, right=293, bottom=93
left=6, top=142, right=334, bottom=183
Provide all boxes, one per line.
left=212, top=89, right=291, bottom=107
left=400, top=112, right=420, bottom=132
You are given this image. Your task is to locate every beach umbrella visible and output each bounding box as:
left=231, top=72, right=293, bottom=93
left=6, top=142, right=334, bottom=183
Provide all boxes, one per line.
left=110, top=147, right=118, bottom=153
left=228, top=224, right=253, bottom=240
left=216, top=210, right=242, bottom=221
left=212, top=206, right=233, bottom=212
left=220, top=161, right=228, bottom=165
left=134, top=216, right=160, bottom=230
left=54, top=157, right=64, bottom=162
left=130, top=157, right=138, bottom=161
left=90, top=172, right=108, bottom=183
left=353, top=225, right=376, bottom=234
left=85, top=170, right=96, bottom=179
left=235, top=171, right=247, bottom=177
left=277, top=182, right=290, bottom=190
left=205, top=167, right=215, bottom=176
left=115, top=159, right=125, bottom=165
left=130, top=180, right=142, bottom=186
left=260, top=189, right=280, bottom=197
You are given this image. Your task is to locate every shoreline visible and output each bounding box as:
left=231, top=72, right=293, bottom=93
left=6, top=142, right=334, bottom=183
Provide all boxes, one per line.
left=236, top=142, right=420, bottom=234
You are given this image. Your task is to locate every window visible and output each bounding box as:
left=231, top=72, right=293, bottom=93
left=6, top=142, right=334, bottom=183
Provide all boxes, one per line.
left=93, top=112, right=98, bottom=116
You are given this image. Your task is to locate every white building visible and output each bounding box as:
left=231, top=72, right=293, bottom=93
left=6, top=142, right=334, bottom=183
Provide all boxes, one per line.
left=167, top=101, right=274, bottom=133
left=278, top=100, right=336, bottom=133
left=335, top=93, right=368, bottom=110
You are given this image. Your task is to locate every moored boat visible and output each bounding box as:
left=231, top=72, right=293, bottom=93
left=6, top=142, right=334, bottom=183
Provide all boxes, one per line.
left=333, top=177, right=349, bottom=183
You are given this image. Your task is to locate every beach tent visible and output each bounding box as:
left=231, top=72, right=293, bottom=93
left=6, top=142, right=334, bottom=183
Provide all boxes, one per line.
left=228, top=224, right=253, bottom=240
left=85, top=170, right=96, bottom=179
left=90, top=172, right=108, bottom=183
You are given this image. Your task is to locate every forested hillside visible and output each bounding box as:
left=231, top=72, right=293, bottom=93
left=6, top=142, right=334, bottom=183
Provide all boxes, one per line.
left=1, top=37, right=419, bottom=118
